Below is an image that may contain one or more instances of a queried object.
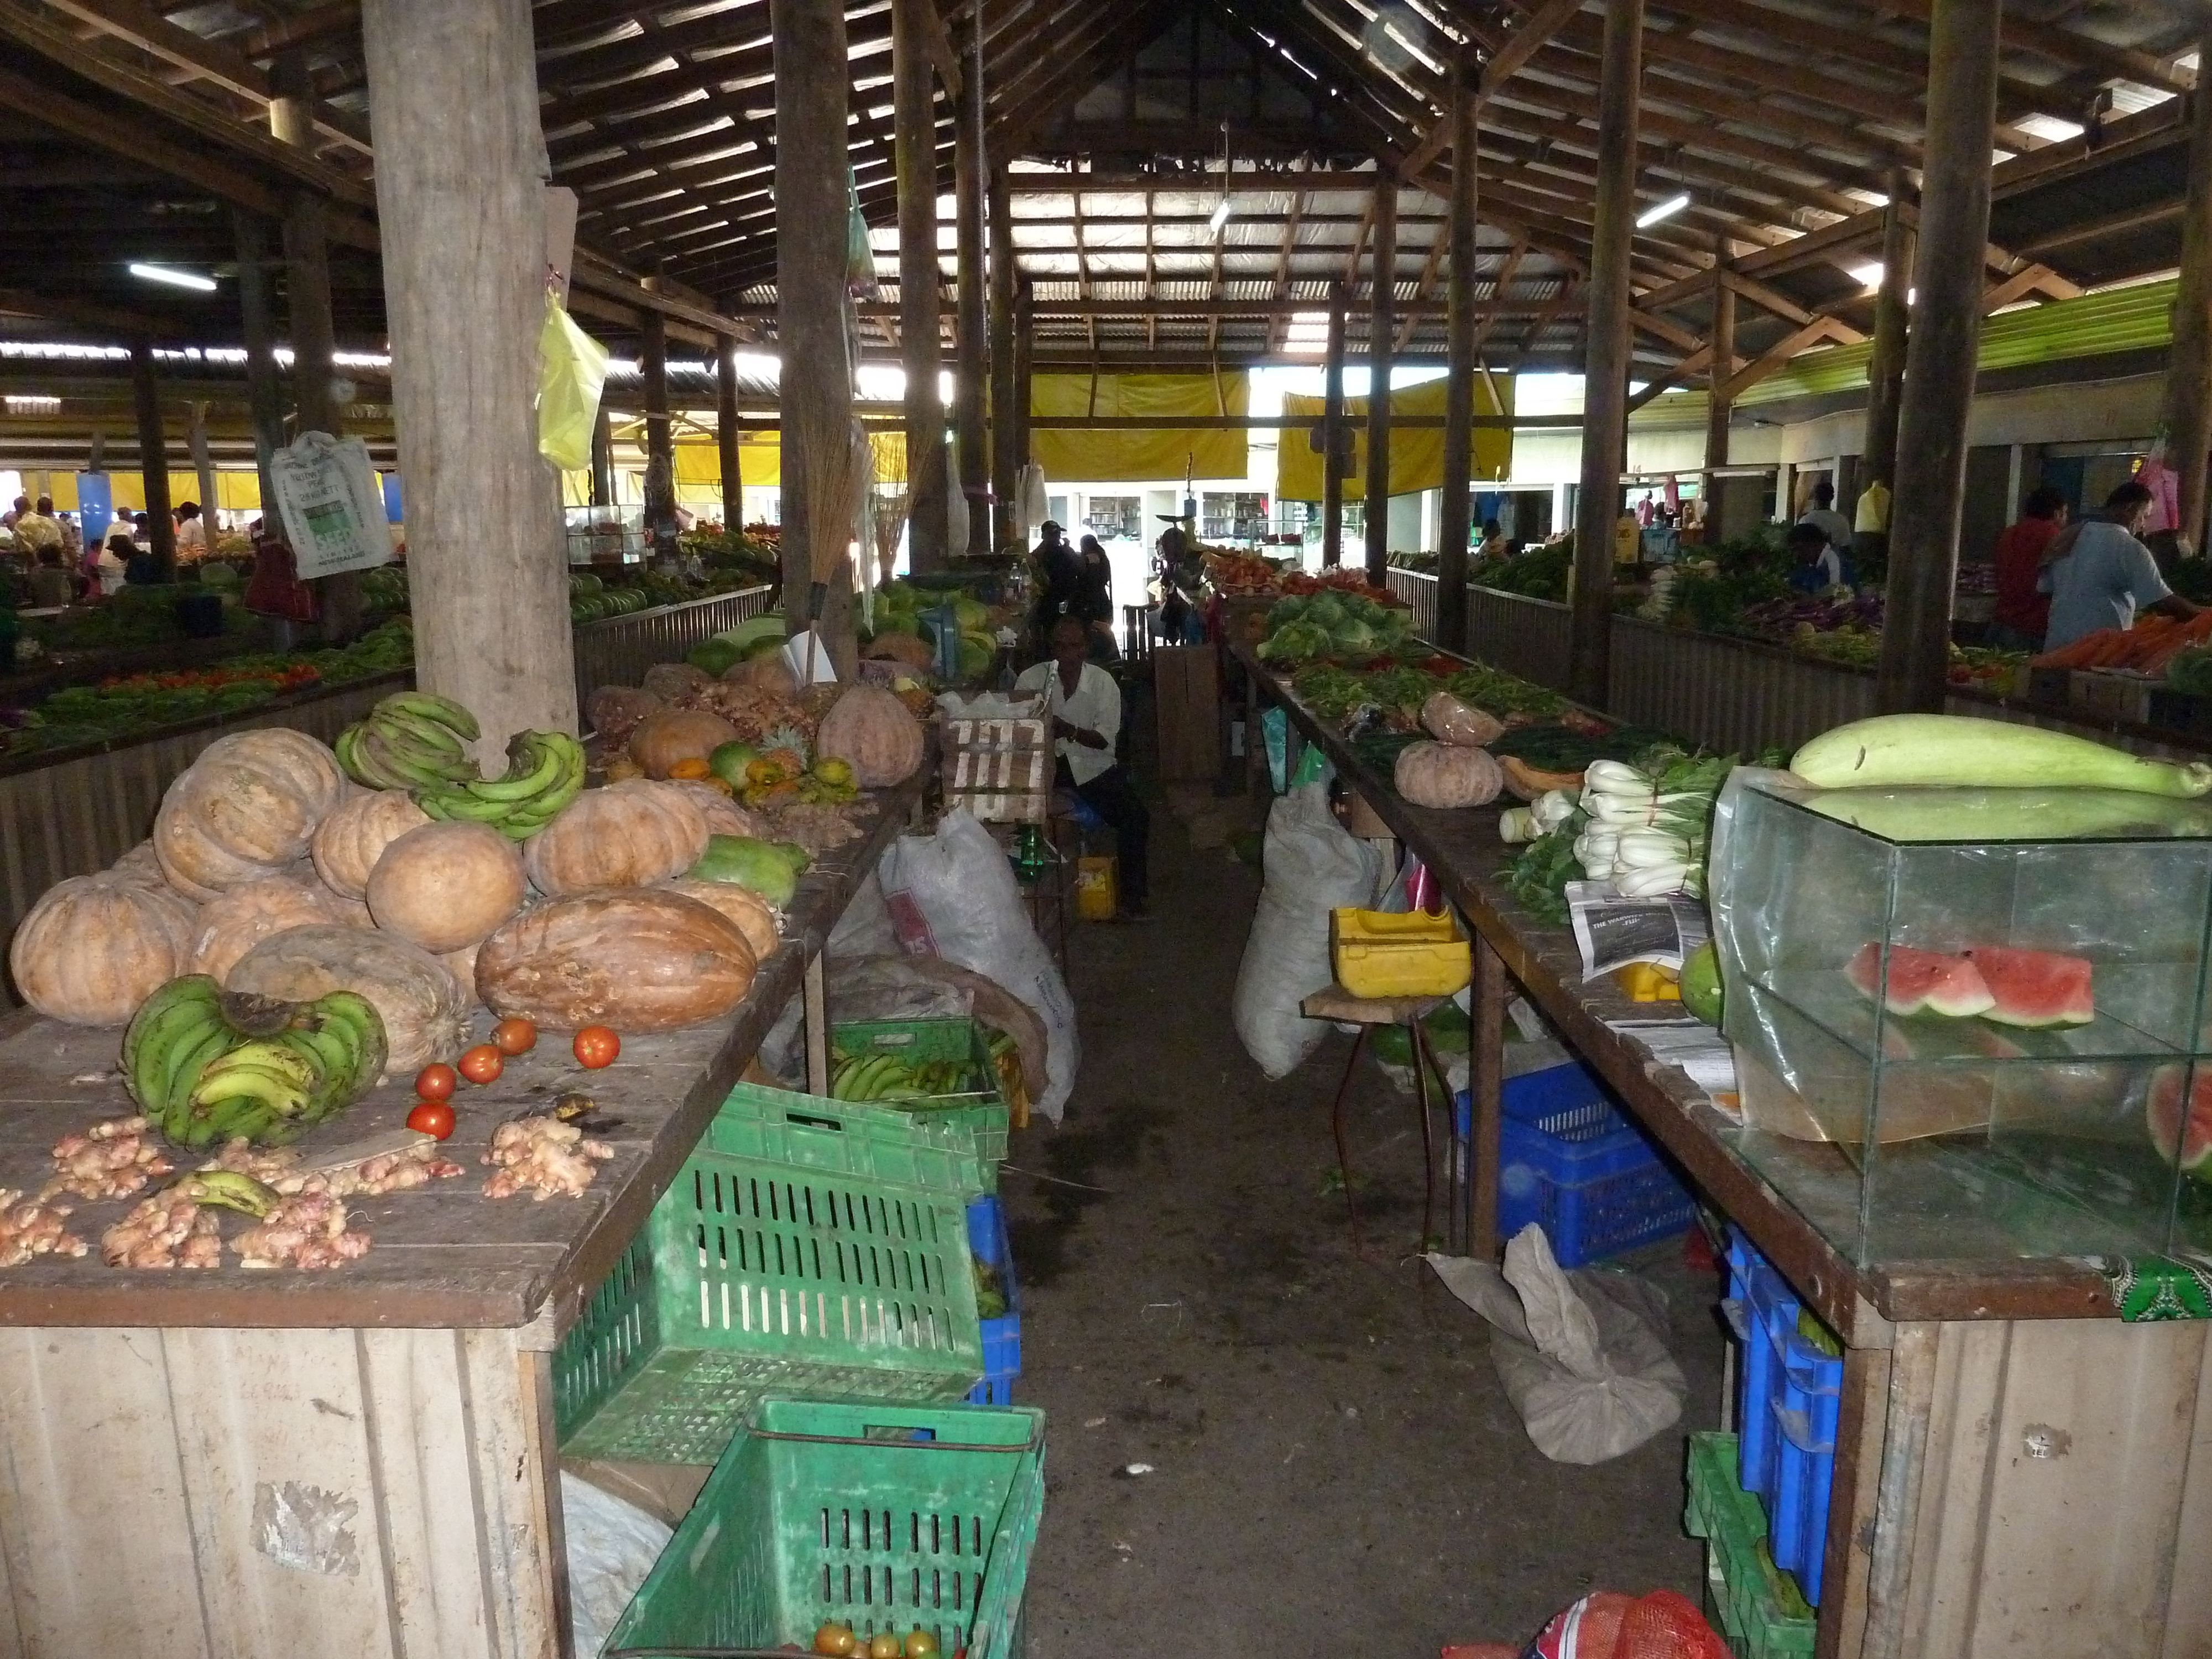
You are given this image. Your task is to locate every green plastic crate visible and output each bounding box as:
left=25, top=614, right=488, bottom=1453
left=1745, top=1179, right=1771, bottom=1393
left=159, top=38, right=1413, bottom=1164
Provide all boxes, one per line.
left=554, top=1153, right=985, bottom=1465
left=604, top=1396, right=1045, bottom=1659
left=1686, top=1432, right=1817, bottom=1659
left=710, top=1079, right=994, bottom=1199
left=833, top=1018, right=1013, bottom=1170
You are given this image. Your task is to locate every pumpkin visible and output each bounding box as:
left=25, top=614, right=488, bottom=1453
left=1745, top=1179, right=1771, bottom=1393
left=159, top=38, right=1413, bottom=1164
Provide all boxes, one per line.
left=187, top=874, right=359, bottom=982
left=724, top=652, right=799, bottom=697
left=523, top=780, right=710, bottom=896
left=1420, top=692, right=1505, bottom=748
left=310, top=788, right=431, bottom=899
left=441, top=942, right=483, bottom=1008
left=667, top=757, right=713, bottom=781
left=108, top=841, right=171, bottom=889
left=601, top=754, right=645, bottom=782
left=662, top=879, right=780, bottom=963
left=641, top=662, right=712, bottom=703
left=1394, top=740, right=1504, bottom=810
left=366, top=821, right=528, bottom=953
left=863, top=632, right=935, bottom=671
left=153, top=729, right=349, bottom=900
left=8, top=874, right=200, bottom=1025
left=662, top=779, right=759, bottom=838
left=477, top=889, right=758, bottom=1032
left=815, top=684, right=925, bottom=787
left=1500, top=757, right=1587, bottom=802
left=628, top=709, right=742, bottom=780
left=585, top=685, right=664, bottom=749
left=227, top=925, right=469, bottom=1073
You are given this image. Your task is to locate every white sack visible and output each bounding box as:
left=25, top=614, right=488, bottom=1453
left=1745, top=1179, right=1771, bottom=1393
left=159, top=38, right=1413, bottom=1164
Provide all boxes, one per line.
left=1425, top=1224, right=1686, bottom=1464
left=1230, top=783, right=1384, bottom=1079
left=561, top=1472, right=672, bottom=1656
left=879, top=810, right=1079, bottom=1120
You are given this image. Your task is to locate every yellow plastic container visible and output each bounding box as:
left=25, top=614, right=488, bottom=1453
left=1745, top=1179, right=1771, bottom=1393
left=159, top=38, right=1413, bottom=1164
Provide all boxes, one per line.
left=1331, top=909, right=1473, bottom=999
left=1613, top=961, right=1683, bottom=1002
left=1075, top=855, right=1118, bottom=920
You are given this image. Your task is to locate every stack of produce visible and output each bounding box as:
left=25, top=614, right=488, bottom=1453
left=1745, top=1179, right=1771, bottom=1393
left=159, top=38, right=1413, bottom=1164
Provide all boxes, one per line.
left=2033, top=609, right=2212, bottom=674
left=1205, top=552, right=1284, bottom=596
left=1256, top=591, right=1416, bottom=664
left=1568, top=753, right=1735, bottom=898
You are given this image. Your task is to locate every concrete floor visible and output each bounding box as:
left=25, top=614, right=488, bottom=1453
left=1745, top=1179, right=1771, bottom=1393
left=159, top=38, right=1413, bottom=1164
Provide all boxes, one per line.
left=1000, top=763, right=1725, bottom=1657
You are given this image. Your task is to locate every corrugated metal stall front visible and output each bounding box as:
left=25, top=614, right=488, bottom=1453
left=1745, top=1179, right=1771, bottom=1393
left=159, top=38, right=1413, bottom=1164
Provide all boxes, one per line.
left=1465, top=587, right=1573, bottom=690
left=1608, top=622, right=1877, bottom=754
left=570, top=586, right=773, bottom=708
left=1385, top=569, right=1438, bottom=640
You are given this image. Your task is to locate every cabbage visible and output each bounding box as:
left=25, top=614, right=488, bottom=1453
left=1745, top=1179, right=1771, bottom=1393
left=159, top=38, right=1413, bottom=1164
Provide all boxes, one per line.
left=1267, top=596, right=1308, bottom=629
left=1332, top=619, right=1378, bottom=655
left=952, top=596, right=992, bottom=630
left=1306, top=593, right=1348, bottom=630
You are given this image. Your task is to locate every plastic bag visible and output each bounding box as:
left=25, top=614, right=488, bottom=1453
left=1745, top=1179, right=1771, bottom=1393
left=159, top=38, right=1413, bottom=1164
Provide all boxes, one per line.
left=828, top=872, right=901, bottom=959
left=536, top=293, right=611, bottom=472
left=269, top=431, right=392, bottom=579
left=1231, top=783, right=1385, bottom=1079
left=947, top=474, right=971, bottom=556
left=1525, top=1590, right=1730, bottom=1659
left=561, top=1472, right=672, bottom=1658
left=879, top=810, right=1079, bottom=1120
left=1425, top=1225, right=1686, bottom=1464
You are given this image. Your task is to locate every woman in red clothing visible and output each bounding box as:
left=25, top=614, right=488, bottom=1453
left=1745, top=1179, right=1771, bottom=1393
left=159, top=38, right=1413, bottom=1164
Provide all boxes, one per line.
left=1990, top=486, right=2068, bottom=650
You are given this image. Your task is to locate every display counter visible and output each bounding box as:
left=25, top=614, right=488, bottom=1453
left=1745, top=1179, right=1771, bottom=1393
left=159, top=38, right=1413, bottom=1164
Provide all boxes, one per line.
left=0, top=763, right=923, bottom=1659
left=1236, top=639, right=2212, bottom=1659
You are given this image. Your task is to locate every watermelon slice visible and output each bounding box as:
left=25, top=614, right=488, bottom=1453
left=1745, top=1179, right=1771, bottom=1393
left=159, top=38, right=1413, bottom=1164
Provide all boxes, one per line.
left=2147, top=1066, right=2212, bottom=1175
left=1844, top=943, right=1995, bottom=1018
left=1963, top=947, right=2095, bottom=1029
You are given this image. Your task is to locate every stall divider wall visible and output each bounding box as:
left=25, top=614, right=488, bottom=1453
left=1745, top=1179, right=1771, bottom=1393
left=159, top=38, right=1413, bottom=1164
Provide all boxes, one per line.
left=0, top=585, right=771, bottom=1009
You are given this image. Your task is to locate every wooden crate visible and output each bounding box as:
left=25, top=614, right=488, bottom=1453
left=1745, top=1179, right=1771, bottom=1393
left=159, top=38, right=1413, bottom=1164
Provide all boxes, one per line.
left=942, top=702, right=1051, bottom=821
left=1154, top=644, right=1220, bottom=781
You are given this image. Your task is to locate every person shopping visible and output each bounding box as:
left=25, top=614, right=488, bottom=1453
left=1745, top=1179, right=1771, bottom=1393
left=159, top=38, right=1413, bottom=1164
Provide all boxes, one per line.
left=2038, top=479, right=2200, bottom=653
left=1015, top=615, right=1149, bottom=920
left=1989, top=486, right=2066, bottom=650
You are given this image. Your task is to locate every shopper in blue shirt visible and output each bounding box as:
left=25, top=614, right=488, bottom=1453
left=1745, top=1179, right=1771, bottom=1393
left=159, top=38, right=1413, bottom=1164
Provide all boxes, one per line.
left=2038, top=480, right=2199, bottom=653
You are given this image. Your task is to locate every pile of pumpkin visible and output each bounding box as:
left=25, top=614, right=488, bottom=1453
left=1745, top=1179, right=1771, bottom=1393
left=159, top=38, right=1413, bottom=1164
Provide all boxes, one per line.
left=6, top=679, right=930, bottom=1078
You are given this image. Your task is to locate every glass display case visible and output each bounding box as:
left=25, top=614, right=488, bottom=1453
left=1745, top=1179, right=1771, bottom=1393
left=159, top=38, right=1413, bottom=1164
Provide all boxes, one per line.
left=1710, top=771, right=2212, bottom=1268
left=564, top=504, right=644, bottom=566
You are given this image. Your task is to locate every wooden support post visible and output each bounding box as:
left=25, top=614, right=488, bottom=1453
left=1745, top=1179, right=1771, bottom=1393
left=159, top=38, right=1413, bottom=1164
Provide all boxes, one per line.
left=1569, top=0, right=1643, bottom=708
left=1364, top=173, right=1397, bottom=585
left=1704, top=238, right=1735, bottom=479
left=187, top=401, right=217, bottom=538
left=714, top=333, right=742, bottom=527
left=1014, top=279, right=1035, bottom=473
left=361, top=0, right=577, bottom=754
left=129, top=341, right=175, bottom=577
left=775, top=0, right=858, bottom=674
left=1471, top=932, right=1506, bottom=1262
left=1437, top=60, right=1478, bottom=654
left=590, top=407, right=614, bottom=509
left=2160, top=28, right=2212, bottom=558
left=953, top=0, right=989, bottom=554
left=894, top=0, right=946, bottom=572
left=1876, top=0, right=2001, bottom=714
left=1322, top=296, right=1347, bottom=567
left=231, top=207, right=285, bottom=525
left=1861, top=175, right=1914, bottom=492
left=640, top=306, right=675, bottom=559
left=989, top=164, right=1018, bottom=552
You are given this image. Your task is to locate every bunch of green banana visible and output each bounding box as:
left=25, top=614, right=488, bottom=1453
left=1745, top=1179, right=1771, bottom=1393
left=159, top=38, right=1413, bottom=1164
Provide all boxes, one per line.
left=173, top=1171, right=280, bottom=1219
left=335, top=691, right=483, bottom=790
left=415, top=730, right=586, bottom=840
left=122, top=977, right=389, bottom=1150
left=828, top=1051, right=983, bottom=1104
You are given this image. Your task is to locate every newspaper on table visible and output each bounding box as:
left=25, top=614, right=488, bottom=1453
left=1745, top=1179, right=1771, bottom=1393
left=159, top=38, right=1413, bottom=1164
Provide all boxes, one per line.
left=270, top=431, right=393, bottom=578
left=1566, top=880, right=1708, bottom=981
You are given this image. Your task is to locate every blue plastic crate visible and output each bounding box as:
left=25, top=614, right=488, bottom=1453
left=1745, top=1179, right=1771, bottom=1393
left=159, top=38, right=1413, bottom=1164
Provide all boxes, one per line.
left=1469, top=1061, right=1695, bottom=1268
left=1726, top=1225, right=1845, bottom=1607
left=967, top=1193, right=1021, bottom=1405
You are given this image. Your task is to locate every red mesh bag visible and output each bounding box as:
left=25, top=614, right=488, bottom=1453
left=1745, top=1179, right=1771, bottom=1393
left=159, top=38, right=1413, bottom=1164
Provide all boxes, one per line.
left=1521, top=1590, right=1730, bottom=1659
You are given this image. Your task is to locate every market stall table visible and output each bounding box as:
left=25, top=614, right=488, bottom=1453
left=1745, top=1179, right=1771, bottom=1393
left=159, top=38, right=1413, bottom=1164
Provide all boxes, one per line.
left=0, top=765, right=927, bottom=1659
left=1237, top=640, right=2212, bottom=1659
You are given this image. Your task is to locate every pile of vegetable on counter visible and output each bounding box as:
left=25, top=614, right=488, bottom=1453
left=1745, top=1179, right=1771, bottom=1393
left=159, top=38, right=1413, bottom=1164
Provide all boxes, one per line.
left=1, top=669, right=934, bottom=1274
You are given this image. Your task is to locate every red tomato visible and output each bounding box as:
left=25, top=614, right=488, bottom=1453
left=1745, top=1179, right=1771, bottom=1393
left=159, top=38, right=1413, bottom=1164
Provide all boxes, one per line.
left=406, top=1100, right=455, bottom=1140
left=414, top=1063, right=458, bottom=1102
left=492, top=1017, right=538, bottom=1056
left=457, top=1044, right=504, bottom=1085
left=573, top=1026, right=621, bottom=1068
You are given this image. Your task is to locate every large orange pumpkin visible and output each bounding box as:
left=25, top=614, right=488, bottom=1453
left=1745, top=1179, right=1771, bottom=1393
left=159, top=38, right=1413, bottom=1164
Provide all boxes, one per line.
left=524, top=781, right=709, bottom=896
left=661, top=779, right=759, bottom=838
left=815, top=684, right=925, bottom=787
left=311, top=789, right=431, bottom=899
left=153, top=729, right=348, bottom=899
left=187, top=874, right=359, bottom=982
left=723, top=652, right=800, bottom=697
left=628, top=709, right=740, bottom=779
left=441, top=941, right=483, bottom=1008
left=661, top=878, right=780, bottom=963
left=227, top=924, right=470, bottom=1073
left=366, top=821, right=528, bottom=953
left=477, top=888, right=758, bottom=1031
left=8, top=874, right=200, bottom=1026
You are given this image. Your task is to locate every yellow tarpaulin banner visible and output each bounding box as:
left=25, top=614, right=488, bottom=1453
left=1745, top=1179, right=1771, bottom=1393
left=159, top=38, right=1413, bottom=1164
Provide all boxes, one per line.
left=1275, top=374, right=1514, bottom=500
left=618, top=430, right=910, bottom=504
left=1027, top=373, right=1249, bottom=484
left=90, top=471, right=263, bottom=514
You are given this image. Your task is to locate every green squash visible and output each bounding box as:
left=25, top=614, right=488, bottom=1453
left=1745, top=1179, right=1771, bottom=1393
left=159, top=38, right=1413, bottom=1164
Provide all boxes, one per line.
left=707, top=741, right=761, bottom=789
left=687, top=834, right=802, bottom=907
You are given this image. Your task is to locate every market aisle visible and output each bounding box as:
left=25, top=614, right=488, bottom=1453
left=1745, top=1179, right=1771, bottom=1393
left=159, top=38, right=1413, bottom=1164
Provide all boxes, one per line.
left=1003, top=789, right=1723, bottom=1658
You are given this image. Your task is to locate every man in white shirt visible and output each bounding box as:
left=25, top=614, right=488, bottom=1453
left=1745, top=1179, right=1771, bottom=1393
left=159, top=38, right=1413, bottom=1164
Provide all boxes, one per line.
left=12, top=495, right=63, bottom=561
left=1014, top=615, right=1151, bottom=919
left=1798, top=479, right=1854, bottom=556
left=2038, top=479, right=2200, bottom=653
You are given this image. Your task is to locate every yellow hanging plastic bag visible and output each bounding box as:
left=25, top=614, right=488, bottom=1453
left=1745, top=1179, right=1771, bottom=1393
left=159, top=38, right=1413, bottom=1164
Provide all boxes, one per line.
left=536, top=293, right=609, bottom=471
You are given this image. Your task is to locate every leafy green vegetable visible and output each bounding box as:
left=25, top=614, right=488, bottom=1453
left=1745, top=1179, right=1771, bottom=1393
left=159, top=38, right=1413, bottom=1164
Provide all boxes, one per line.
left=2170, top=646, right=2212, bottom=697
left=1505, top=822, right=1583, bottom=924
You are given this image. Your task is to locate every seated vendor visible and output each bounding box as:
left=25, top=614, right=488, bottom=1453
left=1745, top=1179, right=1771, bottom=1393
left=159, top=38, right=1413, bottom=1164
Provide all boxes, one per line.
left=1014, top=615, right=1150, bottom=921
left=1784, top=521, right=1844, bottom=594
